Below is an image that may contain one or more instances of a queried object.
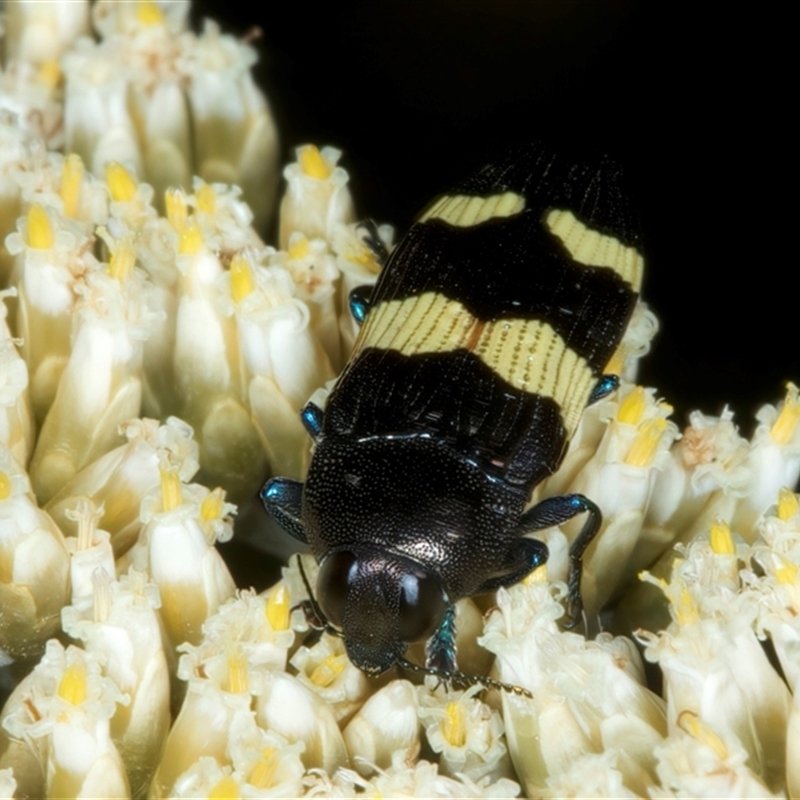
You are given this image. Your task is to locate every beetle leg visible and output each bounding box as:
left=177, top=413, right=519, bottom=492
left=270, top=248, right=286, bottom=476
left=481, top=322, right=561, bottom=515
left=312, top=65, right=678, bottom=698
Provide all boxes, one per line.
left=300, top=402, right=324, bottom=440
left=259, top=477, right=309, bottom=543
left=514, top=493, right=602, bottom=626
left=588, top=374, right=619, bottom=405
left=425, top=604, right=457, bottom=674
left=473, top=537, right=549, bottom=594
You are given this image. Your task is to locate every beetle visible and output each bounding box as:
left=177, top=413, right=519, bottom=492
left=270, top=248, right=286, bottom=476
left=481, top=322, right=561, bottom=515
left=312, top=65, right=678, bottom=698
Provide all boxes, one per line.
left=262, top=142, right=643, bottom=680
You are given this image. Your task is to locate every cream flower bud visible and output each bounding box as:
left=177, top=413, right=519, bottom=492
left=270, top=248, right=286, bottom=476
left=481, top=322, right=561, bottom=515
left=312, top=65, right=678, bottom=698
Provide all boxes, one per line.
left=151, top=647, right=256, bottom=799
left=45, top=416, right=198, bottom=557
left=732, top=382, right=800, bottom=541
left=290, top=633, right=372, bottom=724
left=6, top=202, right=91, bottom=424
left=278, top=144, right=355, bottom=249
left=61, top=569, right=170, bottom=798
left=255, top=671, right=349, bottom=775
left=29, top=239, right=157, bottom=502
left=0, top=446, right=70, bottom=661
left=0, top=336, right=34, bottom=466
left=92, top=0, right=190, bottom=38
left=4, top=0, right=90, bottom=65
left=178, top=20, right=280, bottom=232
left=2, top=641, right=129, bottom=800
left=418, top=685, right=513, bottom=783
left=342, top=679, right=420, bottom=775
left=138, top=469, right=236, bottom=651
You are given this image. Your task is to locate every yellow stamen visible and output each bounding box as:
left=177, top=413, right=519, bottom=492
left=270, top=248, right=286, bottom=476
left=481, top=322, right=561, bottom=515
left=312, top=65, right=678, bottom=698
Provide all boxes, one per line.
left=226, top=651, right=249, bottom=694
left=778, top=487, right=799, bottom=521
left=708, top=518, right=735, bottom=555
left=624, top=418, right=667, bottom=467
left=136, top=0, right=165, bottom=26
left=523, top=563, right=548, bottom=585
left=248, top=748, right=278, bottom=789
left=208, top=775, right=239, bottom=800
left=604, top=349, right=625, bottom=378
left=26, top=204, right=54, bottom=249
left=772, top=382, right=800, bottom=445
left=230, top=254, right=256, bottom=303
left=442, top=701, right=466, bottom=747
left=674, top=585, right=699, bottom=626
left=266, top=584, right=290, bottom=632
left=59, top=154, right=84, bottom=219
left=37, top=59, right=61, bottom=89
left=677, top=711, right=728, bottom=760
left=309, top=654, right=345, bottom=688
left=165, top=188, right=188, bottom=232
left=200, top=488, right=225, bottom=522
left=106, top=162, right=138, bottom=202
left=58, top=660, right=87, bottom=706
left=0, top=471, right=10, bottom=501
left=108, top=237, right=136, bottom=281
left=775, top=558, right=798, bottom=585
left=159, top=467, right=182, bottom=512
left=617, top=386, right=646, bottom=425
left=196, top=183, right=217, bottom=214
left=299, top=145, right=332, bottom=180
left=288, top=235, right=310, bottom=260
left=179, top=220, right=203, bottom=255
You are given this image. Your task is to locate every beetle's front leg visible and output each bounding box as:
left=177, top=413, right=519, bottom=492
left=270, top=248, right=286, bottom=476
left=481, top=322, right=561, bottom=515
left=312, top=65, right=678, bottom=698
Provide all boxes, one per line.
left=260, top=478, right=309, bottom=544
left=425, top=604, right=457, bottom=674
left=514, top=494, right=602, bottom=626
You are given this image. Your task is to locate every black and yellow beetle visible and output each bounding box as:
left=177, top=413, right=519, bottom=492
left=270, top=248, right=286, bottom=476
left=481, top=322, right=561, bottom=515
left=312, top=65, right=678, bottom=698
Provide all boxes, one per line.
left=262, top=142, right=643, bottom=681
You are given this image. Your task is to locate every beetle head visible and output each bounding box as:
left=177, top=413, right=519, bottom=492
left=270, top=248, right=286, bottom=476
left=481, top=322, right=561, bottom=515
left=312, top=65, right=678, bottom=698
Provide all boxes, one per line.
left=315, top=545, right=449, bottom=675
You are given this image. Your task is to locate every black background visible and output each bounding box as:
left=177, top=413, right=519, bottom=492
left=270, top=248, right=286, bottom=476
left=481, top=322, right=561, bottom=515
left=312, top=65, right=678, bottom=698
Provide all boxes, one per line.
left=192, top=0, right=795, bottom=436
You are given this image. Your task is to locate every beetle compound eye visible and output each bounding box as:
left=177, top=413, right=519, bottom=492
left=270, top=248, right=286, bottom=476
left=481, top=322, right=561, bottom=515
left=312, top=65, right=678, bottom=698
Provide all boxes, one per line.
left=317, top=550, right=357, bottom=627
left=398, top=570, right=447, bottom=643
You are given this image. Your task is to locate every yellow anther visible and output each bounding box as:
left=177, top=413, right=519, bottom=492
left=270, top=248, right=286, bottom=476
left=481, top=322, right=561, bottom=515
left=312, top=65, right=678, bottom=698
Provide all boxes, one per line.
left=248, top=749, right=278, bottom=789
left=196, top=183, right=217, bottom=214
left=708, top=518, right=735, bottom=556
left=60, top=154, right=84, bottom=219
left=159, top=467, right=182, bottom=512
left=58, top=660, right=88, bottom=706
left=226, top=651, right=249, bottom=694
left=106, top=162, right=138, bottom=202
left=208, top=775, right=239, bottom=800
left=266, top=584, right=290, bottom=632
left=624, top=418, right=667, bottom=467
left=26, top=204, right=54, bottom=249
left=604, top=349, right=625, bottom=378
left=523, top=563, right=548, bottom=585
left=617, top=386, right=646, bottom=425
left=230, top=254, right=256, bottom=303
left=136, top=0, right=165, bottom=26
left=299, top=145, right=332, bottom=180
left=288, top=235, right=310, bottom=260
left=108, top=237, right=136, bottom=281
left=778, top=487, right=799, bottom=521
left=310, top=654, right=345, bottom=687
left=443, top=701, right=466, bottom=748
left=165, top=188, right=188, bottom=232
left=179, top=220, right=203, bottom=255
left=775, top=558, right=798, bottom=585
left=674, top=585, right=699, bottom=626
left=200, top=488, right=225, bottom=522
left=772, top=383, right=800, bottom=446
left=0, top=471, right=10, bottom=501
left=677, top=711, right=728, bottom=760
left=37, top=59, right=61, bottom=89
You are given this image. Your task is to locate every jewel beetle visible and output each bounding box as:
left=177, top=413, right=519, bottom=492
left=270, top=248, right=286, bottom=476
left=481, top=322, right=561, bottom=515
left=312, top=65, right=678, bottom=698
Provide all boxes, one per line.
left=262, top=142, right=643, bottom=680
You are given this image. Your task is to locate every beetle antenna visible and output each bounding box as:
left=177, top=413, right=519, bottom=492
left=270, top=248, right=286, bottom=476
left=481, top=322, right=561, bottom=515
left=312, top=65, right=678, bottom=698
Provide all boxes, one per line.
left=295, top=554, right=344, bottom=639
left=396, top=655, right=532, bottom=699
